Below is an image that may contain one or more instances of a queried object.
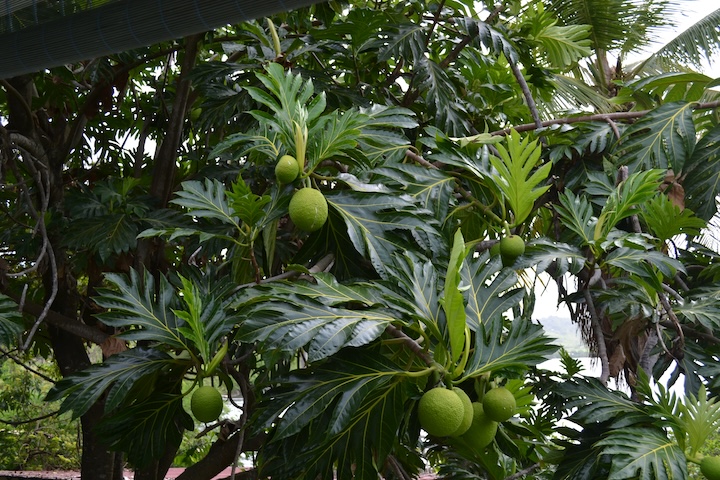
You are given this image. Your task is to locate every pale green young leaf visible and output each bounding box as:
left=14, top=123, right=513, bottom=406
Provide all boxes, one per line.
left=173, top=275, right=238, bottom=365
left=640, top=194, right=706, bottom=243
left=489, top=130, right=552, bottom=227
left=534, top=23, right=592, bottom=69
left=443, top=229, right=468, bottom=362
left=595, top=169, right=665, bottom=240
left=225, top=177, right=271, bottom=228
left=680, top=385, right=720, bottom=456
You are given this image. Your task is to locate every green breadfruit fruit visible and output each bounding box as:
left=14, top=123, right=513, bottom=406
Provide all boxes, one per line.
left=450, top=387, right=473, bottom=437
left=461, top=402, right=498, bottom=449
left=482, top=387, right=516, bottom=422
left=288, top=187, right=328, bottom=232
left=489, top=242, right=501, bottom=256
left=418, top=387, right=465, bottom=437
left=701, top=456, right=720, bottom=480
left=500, top=235, right=525, bottom=266
left=190, top=385, right=223, bottom=423
left=275, top=155, right=300, bottom=184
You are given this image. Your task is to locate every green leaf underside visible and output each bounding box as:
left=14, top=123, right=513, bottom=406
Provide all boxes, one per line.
left=46, top=348, right=175, bottom=418
left=597, top=427, right=687, bottom=480
left=94, top=270, right=188, bottom=350
left=257, top=348, right=415, bottom=480
left=237, top=296, right=395, bottom=362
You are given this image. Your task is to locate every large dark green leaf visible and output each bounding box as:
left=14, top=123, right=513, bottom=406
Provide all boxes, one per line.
left=557, top=378, right=647, bottom=428
left=327, top=190, right=441, bottom=279
left=604, top=247, right=684, bottom=280
left=415, top=56, right=467, bottom=134
left=555, top=190, right=596, bottom=246
left=521, top=238, right=587, bottom=276
left=379, top=251, right=445, bottom=342
left=236, top=291, right=395, bottom=362
left=45, top=348, right=177, bottom=418
left=622, top=72, right=712, bottom=106
left=682, top=123, right=720, bottom=221
left=674, top=287, right=720, bottom=331
left=170, top=179, right=240, bottom=229
left=64, top=214, right=139, bottom=261
left=358, top=105, right=418, bottom=164
left=460, top=314, right=559, bottom=381
left=257, top=348, right=417, bottom=480
left=465, top=17, right=519, bottom=64
left=463, top=253, right=525, bottom=331
left=596, top=427, right=687, bottom=480
left=377, top=21, right=426, bottom=63
left=0, top=294, right=23, bottom=347
left=618, top=101, right=695, bottom=172
left=94, top=269, right=188, bottom=350
left=374, top=163, right=456, bottom=221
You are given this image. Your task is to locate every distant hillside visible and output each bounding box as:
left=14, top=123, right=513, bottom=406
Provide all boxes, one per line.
left=536, top=314, right=589, bottom=357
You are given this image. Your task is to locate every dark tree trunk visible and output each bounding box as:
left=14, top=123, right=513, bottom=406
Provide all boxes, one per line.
left=132, top=33, right=202, bottom=480
left=5, top=72, right=121, bottom=480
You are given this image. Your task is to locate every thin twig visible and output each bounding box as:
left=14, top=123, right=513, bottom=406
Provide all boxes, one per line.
left=490, top=100, right=720, bottom=136
left=231, top=253, right=335, bottom=293
left=505, top=462, right=541, bottom=480
left=508, top=60, right=542, bottom=131
left=385, top=324, right=435, bottom=368
left=0, top=347, right=57, bottom=383
left=658, top=292, right=685, bottom=349
left=0, top=409, right=60, bottom=425
left=661, top=284, right=684, bottom=303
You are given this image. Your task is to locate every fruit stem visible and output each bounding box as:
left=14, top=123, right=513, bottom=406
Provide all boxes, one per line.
left=451, top=326, right=472, bottom=379
left=402, top=366, right=440, bottom=378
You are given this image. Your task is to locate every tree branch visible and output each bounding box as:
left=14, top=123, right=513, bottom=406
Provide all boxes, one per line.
left=508, top=60, right=543, bottom=130
left=490, top=100, right=720, bottom=136
left=385, top=324, right=435, bottom=368
left=505, top=462, right=541, bottom=480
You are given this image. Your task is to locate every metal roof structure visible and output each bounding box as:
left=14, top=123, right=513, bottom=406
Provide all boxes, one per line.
left=0, top=0, right=323, bottom=79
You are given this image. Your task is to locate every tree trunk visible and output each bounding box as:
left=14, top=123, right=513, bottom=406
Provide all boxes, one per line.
left=133, top=34, right=202, bottom=480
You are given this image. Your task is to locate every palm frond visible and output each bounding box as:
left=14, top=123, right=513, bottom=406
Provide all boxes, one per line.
left=547, top=0, right=677, bottom=53
left=646, top=8, right=720, bottom=70
left=547, top=73, right=617, bottom=114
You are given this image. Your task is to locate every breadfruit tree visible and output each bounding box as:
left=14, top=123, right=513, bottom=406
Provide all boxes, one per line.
left=1, top=1, right=720, bottom=479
